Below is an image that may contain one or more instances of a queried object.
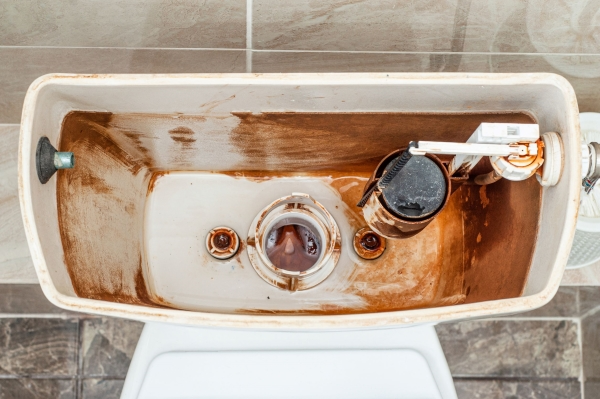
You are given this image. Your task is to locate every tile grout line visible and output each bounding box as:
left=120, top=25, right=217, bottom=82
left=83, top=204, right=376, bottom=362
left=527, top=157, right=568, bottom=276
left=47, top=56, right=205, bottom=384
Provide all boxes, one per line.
left=576, top=288, right=586, bottom=399
left=451, top=375, right=582, bottom=382
left=0, top=45, right=245, bottom=51
left=0, top=314, right=82, bottom=319
left=576, top=318, right=586, bottom=399
left=76, top=317, right=84, bottom=399
left=0, top=375, right=126, bottom=380
left=0, top=375, right=79, bottom=379
left=466, top=316, right=580, bottom=321
left=580, top=302, right=600, bottom=320
left=3, top=45, right=600, bottom=58
left=249, top=49, right=580, bottom=56
left=246, top=0, right=253, bottom=73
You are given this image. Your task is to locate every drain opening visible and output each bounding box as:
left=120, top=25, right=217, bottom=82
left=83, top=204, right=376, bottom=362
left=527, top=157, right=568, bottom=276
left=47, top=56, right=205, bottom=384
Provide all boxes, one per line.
left=247, top=193, right=341, bottom=291
left=265, top=221, right=322, bottom=272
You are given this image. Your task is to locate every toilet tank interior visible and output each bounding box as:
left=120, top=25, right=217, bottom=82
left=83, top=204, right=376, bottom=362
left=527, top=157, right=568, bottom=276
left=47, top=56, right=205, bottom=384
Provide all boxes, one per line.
left=21, top=74, right=579, bottom=324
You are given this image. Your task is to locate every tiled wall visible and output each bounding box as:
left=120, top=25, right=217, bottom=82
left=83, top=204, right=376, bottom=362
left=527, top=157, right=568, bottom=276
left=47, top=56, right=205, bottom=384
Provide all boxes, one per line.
left=0, top=284, right=598, bottom=398
left=2, top=0, right=600, bottom=124
left=3, top=1, right=600, bottom=398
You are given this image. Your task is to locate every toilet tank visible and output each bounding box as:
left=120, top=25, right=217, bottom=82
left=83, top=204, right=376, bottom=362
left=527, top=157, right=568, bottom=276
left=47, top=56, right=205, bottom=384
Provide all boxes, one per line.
left=18, top=73, right=580, bottom=329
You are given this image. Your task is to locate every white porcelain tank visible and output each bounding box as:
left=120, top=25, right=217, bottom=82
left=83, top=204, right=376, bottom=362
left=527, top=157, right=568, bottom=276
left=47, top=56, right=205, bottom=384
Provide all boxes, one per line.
left=19, top=73, right=580, bottom=329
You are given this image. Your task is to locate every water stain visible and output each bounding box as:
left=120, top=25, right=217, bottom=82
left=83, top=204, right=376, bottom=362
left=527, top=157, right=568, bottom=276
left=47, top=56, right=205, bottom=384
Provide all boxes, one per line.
left=57, top=112, right=154, bottom=305
left=229, top=111, right=536, bottom=172
left=169, top=126, right=196, bottom=145
left=56, top=110, right=540, bottom=315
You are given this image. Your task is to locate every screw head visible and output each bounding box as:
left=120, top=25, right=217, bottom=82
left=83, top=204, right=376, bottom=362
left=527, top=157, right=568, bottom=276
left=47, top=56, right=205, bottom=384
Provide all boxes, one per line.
left=206, top=227, right=240, bottom=260
left=361, top=233, right=381, bottom=250
left=214, top=233, right=232, bottom=250
left=353, top=228, right=386, bottom=260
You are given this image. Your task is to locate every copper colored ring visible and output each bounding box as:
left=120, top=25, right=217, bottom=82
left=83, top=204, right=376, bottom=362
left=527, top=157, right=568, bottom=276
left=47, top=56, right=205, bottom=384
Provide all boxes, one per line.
left=353, top=228, right=386, bottom=260
left=206, top=227, right=240, bottom=260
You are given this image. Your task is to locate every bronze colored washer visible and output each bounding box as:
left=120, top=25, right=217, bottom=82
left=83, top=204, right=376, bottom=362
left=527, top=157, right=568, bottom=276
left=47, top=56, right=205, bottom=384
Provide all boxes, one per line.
left=354, top=227, right=386, bottom=260
left=206, top=227, right=240, bottom=260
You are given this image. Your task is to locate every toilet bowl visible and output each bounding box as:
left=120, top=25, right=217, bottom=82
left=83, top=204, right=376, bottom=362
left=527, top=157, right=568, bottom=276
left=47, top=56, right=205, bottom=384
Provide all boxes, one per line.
left=18, top=73, right=581, bottom=398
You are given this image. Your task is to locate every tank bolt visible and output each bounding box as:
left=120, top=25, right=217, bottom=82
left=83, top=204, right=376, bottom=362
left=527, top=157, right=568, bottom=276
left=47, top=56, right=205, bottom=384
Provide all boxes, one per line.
left=36, top=137, right=75, bottom=184
left=206, top=227, right=240, bottom=260
left=54, top=152, right=75, bottom=169
left=354, top=228, right=386, bottom=260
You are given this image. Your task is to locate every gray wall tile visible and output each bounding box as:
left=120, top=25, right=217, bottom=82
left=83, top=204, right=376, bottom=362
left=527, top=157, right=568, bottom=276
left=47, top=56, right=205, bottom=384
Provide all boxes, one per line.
left=585, top=381, right=600, bottom=399
left=580, top=287, right=600, bottom=315
left=0, top=126, right=37, bottom=282
left=0, top=285, right=72, bottom=314
left=253, top=0, right=461, bottom=52
left=0, top=319, right=78, bottom=376
left=454, top=379, right=581, bottom=399
left=81, top=379, right=124, bottom=399
left=0, top=0, right=246, bottom=49
left=512, top=287, right=578, bottom=318
left=436, top=320, right=581, bottom=378
left=0, top=379, right=75, bottom=399
left=0, top=47, right=246, bottom=123
left=254, top=0, right=600, bottom=54
left=252, top=51, right=433, bottom=72
left=253, top=51, right=600, bottom=113
left=583, top=309, right=600, bottom=382
left=82, top=318, right=143, bottom=377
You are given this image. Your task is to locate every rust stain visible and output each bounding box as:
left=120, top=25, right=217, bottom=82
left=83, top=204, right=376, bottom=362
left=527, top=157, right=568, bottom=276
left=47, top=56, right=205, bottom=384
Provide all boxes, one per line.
left=462, top=177, right=541, bottom=303
left=479, top=185, right=490, bottom=209
left=342, top=186, right=466, bottom=314
left=237, top=173, right=463, bottom=315
left=360, top=151, right=451, bottom=239
left=168, top=126, right=197, bottom=145
left=57, top=112, right=159, bottom=307
left=328, top=174, right=371, bottom=231
left=353, top=228, right=386, bottom=260
left=229, top=111, right=536, bottom=173
left=233, top=241, right=246, bottom=268
left=147, top=171, right=170, bottom=195
left=56, top=110, right=539, bottom=314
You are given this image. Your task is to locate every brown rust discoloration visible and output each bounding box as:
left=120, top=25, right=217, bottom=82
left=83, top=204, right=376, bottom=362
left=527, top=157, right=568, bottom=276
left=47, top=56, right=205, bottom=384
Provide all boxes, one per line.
left=361, top=151, right=451, bottom=239
left=56, top=110, right=539, bottom=314
left=147, top=171, right=169, bottom=195
left=479, top=186, right=490, bottom=209
left=353, top=228, right=386, bottom=260
left=169, top=126, right=197, bottom=144
left=57, top=111, right=156, bottom=307
left=327, top=174, right=371, bottom=232
left=462, top=176, right=541, bottom=303
left=229, top=112, right=536, bottom=172
left=342, top=186, right=466, bottom=314
left=206, top=227, right=240, bottom=260
left=233, top=241, right=246, bottom=268
left=236, top=164, right=536, bottom=315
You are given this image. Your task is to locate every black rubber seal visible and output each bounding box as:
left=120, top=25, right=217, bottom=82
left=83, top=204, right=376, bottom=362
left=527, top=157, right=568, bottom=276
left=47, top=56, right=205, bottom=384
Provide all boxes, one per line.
left=36, top=137, right=57, bottom=184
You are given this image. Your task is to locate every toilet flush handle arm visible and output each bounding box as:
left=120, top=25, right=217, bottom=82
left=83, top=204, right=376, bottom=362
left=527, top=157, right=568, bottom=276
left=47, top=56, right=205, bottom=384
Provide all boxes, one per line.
left=410, top=140, right=543, bottom=183
left=407, top=123, right=564, bottom=187
left=410, top=141, right=531, bottom=157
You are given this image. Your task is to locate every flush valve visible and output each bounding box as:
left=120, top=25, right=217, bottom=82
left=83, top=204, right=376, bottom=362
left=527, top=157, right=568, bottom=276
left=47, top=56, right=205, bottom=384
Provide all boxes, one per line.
left=357, top=123, right=564, bottom=240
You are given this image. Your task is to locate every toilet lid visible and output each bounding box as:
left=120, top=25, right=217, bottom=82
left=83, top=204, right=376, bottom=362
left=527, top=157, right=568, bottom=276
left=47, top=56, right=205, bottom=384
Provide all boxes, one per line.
left=137, top=349, right=442, bottom=399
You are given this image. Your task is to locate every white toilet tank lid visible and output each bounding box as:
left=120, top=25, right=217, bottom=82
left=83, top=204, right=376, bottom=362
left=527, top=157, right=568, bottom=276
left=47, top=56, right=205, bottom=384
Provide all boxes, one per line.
left=137, top=349, right=442, bottom=399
